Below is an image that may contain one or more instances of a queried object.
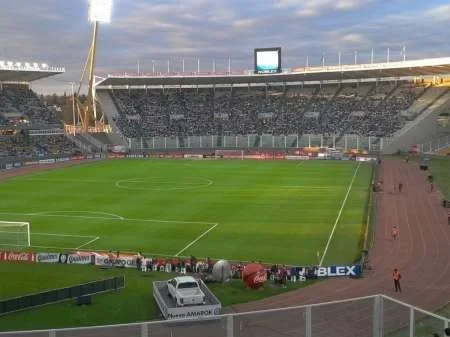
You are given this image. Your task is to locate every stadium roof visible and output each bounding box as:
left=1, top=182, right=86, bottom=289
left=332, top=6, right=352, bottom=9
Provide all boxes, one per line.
left=97, top=57, right=450, bottom=88
left=0, top=62, right=65, bottom=82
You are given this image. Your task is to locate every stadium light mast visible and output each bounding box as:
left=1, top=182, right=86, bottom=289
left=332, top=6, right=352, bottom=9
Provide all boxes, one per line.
left=76, top=0, right=112, bottom=132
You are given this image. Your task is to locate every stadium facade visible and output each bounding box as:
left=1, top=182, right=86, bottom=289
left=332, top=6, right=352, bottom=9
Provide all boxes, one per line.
left=95, top=57, right=450, bottom=154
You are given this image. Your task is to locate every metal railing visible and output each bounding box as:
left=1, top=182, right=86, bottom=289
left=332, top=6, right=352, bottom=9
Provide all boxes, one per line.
left=0, top=294, right=448, bottom=337
left=128, top=134, right=387, bottom=152
left=419, top=135, right=450, bottom=154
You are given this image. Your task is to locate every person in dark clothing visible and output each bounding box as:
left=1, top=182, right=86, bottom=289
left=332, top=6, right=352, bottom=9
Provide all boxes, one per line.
left=393, top=268, right=402, bottom=292
left=398, top=182, right=403, bottom=193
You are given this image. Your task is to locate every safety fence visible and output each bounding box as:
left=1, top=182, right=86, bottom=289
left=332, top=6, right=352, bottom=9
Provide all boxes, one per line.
left=0, top=294, right=448, bottom=337
left=128, top=134, right=390, bottom=152
left=0, top=276, right=125, bottom=316
left=418, top=135, right=450, bottom=154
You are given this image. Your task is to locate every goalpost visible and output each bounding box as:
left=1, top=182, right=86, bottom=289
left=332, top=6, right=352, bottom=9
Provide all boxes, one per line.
left=214, top=149, right=245, bottom=160
left=0, top=221, right=31, bottom=248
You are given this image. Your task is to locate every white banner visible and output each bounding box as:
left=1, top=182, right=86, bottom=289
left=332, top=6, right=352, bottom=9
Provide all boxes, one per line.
left=36, top=252, right=60, bottom=263
left=286, top=156, right=310, bottom=160
left=356, top=156, right=376, bottom=162
left=184, top=154, right=203, bottom=159
left=39, top=159, right=56, bottom=164
left=65, top=253, right=93, bottom=265
left=94, top=254, right=137, bottom=268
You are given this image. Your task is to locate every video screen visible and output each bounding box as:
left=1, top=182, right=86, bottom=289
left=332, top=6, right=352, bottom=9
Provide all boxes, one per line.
left=254, top=48, right=281, bottom=74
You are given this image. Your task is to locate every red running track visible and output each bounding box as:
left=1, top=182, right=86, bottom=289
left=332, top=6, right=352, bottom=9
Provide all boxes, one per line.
left=229, top=159, right=450, bottom=313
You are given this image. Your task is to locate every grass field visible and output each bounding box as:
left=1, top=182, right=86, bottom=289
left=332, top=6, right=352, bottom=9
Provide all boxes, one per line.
left=0, top=159, right=372, bottom=265
left=0, top=262, right=316, bottom=331
left=428, top=156, right=450, bottom=199
left=0, top=159, right=372, bottom=331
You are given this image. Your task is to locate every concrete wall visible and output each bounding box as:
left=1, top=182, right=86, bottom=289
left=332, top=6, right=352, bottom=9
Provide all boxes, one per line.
left=96, top=91, right=128, bottom=147
left=383, top=88, right=450, bottom=154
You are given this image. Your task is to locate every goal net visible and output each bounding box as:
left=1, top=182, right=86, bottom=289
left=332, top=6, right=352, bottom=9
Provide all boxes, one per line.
left=214, top=149, right=244, bottom=160
left=0, top=221, right=31, bottom=248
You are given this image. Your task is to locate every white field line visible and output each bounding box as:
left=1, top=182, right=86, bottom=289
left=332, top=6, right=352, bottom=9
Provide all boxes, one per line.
left=33, top=232, right=98, bottom=239
left=76, top=236, right=100, bottom=249
left=35, top=211, right=125, bottom=220
left=0, top=212, right=216, bottom=226
left=319, top=162, right=361, bottom=266
left=0, top=243, right=172, bottom=257
left=0, top=231, right=96, bottom=240
left=280, top=186, right=342, bottom=189
left=175, top=223, right=219, bottom=257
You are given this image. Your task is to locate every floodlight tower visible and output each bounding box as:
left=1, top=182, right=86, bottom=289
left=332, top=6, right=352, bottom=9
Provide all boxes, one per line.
left=76, top=0, right=112, bottom=132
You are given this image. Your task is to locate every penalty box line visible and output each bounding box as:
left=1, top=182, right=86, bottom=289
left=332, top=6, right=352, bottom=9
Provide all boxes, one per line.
left=0, top=232, right=101, bottom=250
left=0, top=212, right=218, bottom=252
left=174, top=223, right=219, bottom=257
left=33, top=232, right=101, bottom=250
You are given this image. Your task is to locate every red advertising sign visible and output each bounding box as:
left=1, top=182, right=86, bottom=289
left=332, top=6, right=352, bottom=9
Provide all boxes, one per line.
left=0, top=251, right=36, bottom=263
left=242, top=263, right=267, bottom=289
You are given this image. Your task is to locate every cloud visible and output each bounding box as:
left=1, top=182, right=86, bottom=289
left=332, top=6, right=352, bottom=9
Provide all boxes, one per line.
left=341, top=33, right=368, bottom=45
left=276, top=0, right=373, bottom=17
left=1, top=0, right=450, bottom=94
left=425, top=4, right=450, bottom=21
left=232, top=19, right=257, bottom=29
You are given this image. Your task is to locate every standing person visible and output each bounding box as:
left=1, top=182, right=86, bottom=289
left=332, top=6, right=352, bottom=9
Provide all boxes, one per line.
left=405, top=155, right=409, bottom=163
left=391, top=226, right=399, bottom=240
left=398, top=182, right=403, bottom=193
left=430, top=182, right=434, bottom=192
left=136, top=252, right=142, bottom=271
left=393, top=268, right=402, bottom=292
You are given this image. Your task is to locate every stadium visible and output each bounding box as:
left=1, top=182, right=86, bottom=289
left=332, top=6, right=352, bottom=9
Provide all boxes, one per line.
left=0, top=1, right=449, bottom=337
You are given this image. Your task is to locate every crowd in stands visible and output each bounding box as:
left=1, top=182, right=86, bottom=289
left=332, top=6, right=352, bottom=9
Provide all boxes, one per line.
left=110, top=82, right=426, bottom=140
left=0, top=86, right=61, bottom=127
left=0, top=87, right=80, bottom=158
left=0, top=133, right=80, bottom=158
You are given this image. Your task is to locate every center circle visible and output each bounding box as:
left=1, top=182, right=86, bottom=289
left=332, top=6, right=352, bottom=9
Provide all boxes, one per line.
left=115, top=177, right=213, bottom=191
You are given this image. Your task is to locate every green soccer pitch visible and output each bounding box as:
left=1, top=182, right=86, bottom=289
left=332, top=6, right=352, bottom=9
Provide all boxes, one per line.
left=0, top=159, right=372, bottom=266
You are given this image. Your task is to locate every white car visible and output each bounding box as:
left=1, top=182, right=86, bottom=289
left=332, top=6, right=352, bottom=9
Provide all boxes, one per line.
left=167, top=276, right=206, bottom=307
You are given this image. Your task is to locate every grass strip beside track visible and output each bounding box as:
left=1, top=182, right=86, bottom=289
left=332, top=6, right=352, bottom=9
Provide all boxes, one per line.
left=0, top=262, right=316, bottom=332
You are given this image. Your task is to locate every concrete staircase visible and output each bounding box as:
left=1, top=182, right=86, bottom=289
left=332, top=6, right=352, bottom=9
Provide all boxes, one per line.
left=96, top=90, right=130, bottom=148
left=382, top=87, right=450, bottom=154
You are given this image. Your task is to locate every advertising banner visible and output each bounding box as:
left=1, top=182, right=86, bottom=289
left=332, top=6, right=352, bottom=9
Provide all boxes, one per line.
left=58, top=252, right=94, bottom=265
left=356, top=157, right=376, bottom=162
left=36, top=253, right=61, bottom=263
left=94, top=253, right=137, bottom=268
left=183, top=154, right=203, bottom=159
left=286, top=156, right=310, bottom=160
left=38, top=159, right=56, bottom=164
left=316, top=265, right=362, bottom=277
left=0, top=251, right=36, bottom=263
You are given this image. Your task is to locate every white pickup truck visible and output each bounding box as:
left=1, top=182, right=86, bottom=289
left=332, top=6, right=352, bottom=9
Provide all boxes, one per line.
left=167, top=276, right=206, bottom=307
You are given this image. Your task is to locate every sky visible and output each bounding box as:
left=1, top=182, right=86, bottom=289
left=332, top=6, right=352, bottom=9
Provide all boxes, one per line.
left=1, top=0, right=450, bottom=94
